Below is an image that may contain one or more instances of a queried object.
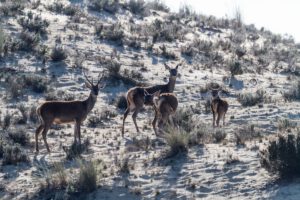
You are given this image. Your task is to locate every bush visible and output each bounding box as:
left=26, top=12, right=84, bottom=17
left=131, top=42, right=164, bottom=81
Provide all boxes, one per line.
left=2, top=112, right=12, bottom=130
left=283, top=81, right=300, bottom=101
left=0, top=0, right=25, bottom=16
left=146, top=0, right=169, bottom=12
left=87, top=110, right=117, bottom=128
left=238, top=89, right=266, bottom=107
left=100, top=23, right=124, bottom=45
left=127, top=0, right=148, bottom=16
left=18, top=14, right=49, bottom=34
left=115, top=94, right=127, bottom=110
left=8, top=129, right=29, bottom=146
left=50, top=45, right=67, bottom=62
left=88, top=0, right=120, bottom=14
left=0, top=28, right=7, bottom=57
left=234, top=124, right=261, bottom=145
left=64, top=138, right=90, bottom=160
left=29, top=105, right=38, bottom=124
left=2, top=144, right=29, bottom=165
left=260, top=133, right=300, bottom=177
left=78, top=161, right=97, bottom=193
left=165, top=128, right=189, bottom=158
left=229, top=60, right=243, bottom=76
left=277, top=118, right=297, bottom=132
left=18, top=30, right=40, bottom=51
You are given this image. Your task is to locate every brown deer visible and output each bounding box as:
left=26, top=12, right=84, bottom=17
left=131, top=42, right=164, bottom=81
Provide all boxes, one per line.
left=35, top=71, right=105, bottom=153
left=144, top=91, right=178, bottom=135
left=121, top=62, right=181, bottom=136
left=210, top=87, right=228, bottom=127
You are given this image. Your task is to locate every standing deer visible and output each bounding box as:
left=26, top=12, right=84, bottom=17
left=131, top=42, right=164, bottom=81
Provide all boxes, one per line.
left=210, top=87, right=228, bottom=127
left=121, top=62, right=181, bottom=136
left=35, top=71, right=105, bottom=153
left=144, top=91, right=178, bottom=135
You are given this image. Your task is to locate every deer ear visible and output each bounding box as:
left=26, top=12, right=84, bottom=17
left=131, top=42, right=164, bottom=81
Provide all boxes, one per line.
left=164, top=63, right=170, bottom=70
left=154, top=90, right=160, bottom=97
left=98, top=83, right=106, bottom=89
left=85, top=81, right=92, bottom=89
left=144, top=90, right=149, bottom=96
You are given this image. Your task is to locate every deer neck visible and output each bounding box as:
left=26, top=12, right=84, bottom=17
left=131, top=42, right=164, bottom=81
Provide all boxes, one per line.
left=85, top=92, right=97, bottom=113
left=167, top=76, right=176, bottom=92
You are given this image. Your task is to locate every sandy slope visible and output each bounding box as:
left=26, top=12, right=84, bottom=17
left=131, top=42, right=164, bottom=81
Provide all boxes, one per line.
left=0, top=0, right=300, bottom=199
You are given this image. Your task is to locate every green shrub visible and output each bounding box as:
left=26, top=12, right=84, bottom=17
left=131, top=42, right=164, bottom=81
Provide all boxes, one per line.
left=115, top=94, right=127, bottom=110
left=2, top=144, right=29, bottom=165
left=18, top=14, right=49, bottom=34
left=8, top=129, right=29, bottom=146
left=88, top=0, right=120, bottom=14
left=260, top=133, right=300, bottom=177
left=165, top=128, right=189, bottom=158
left=277, top=118, right=297, bottom=132
left=64, top=138, right=90, bottom=160
left=78, top=161, right=97, bottom=192
left=238, top=89, right=266, bottom=107
left=50, top=45, right=67, bottom=62
left=283, top=81, right=300, bottom=101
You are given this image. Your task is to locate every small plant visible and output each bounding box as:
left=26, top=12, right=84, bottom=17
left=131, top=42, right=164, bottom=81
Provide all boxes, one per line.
left=2, top=144, right=29, bottom=165
left=127, top=0, right=148, bottom=16
left=212, top=129, right=227, bottom=143
left=64, top=138, right=90, bottom=160
left=115, top=94, right=127, bottom=110
left=88, top=0, right=120, bottom=14
left=17, top=104, right=27, bottom=124
left=234, top=124, right=261, bottom=145
left=18, top=14, right=49, bottom=34
left=282, top=81, right=300, bottom=101
left=78, top=160, right=98, bottom=193
left=229, top=60, right=243, bottom=76
left=238, top=89, right=266, bottom=107
left=50, top=45, right=67, bottom=62
left=2, top=112, right=12, bottom=130
left=277, top=118, right=297, bottom=132
left=165, top=128, right=189, bottom=158
left=0, top=28, right=7, bottom=57
left=260, top=133, right=300, bottom=177
left=118, top=157, right=131, bottom=174
left=18, top=30, right=40, bottom=51
left=29, top=105, right=38, bottom=124
left=8, top=129, right=30, bottom=146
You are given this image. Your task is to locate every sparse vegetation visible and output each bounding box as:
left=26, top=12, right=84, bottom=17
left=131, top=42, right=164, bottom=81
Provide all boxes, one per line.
left=18, top=14, right=49, bottom=34
left=282, top=81, right=300, bottom=101
left=234, top=124, right=261, bottom=145
left=2, top=144, right=29, bottom=165
left=78, top=160, right=98, bottom=193
left=260, top=133, right=300, bottom=177
left=50, top=45, right=68, bottom=62
left=238, top=89, right=266, bottom=107
left=277, top=118, right=297, bottom=132
left=64, top=138, right=90, bottom=160
left=8, top=129, right=30, bottom=146
left=164, top=128, right=189, bottom=158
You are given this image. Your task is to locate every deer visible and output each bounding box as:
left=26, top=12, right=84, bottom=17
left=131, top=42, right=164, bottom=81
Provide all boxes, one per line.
left=35, top=71, right=105, bottom=153
left=210, top=86, right=228, bottom=127
left=144, top=91, right=178, bottom=135
left=121, top=62, right=181, bottom=137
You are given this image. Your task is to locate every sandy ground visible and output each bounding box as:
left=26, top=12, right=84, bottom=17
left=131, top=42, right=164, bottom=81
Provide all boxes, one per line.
left=1, top=0, right=300, bottom=199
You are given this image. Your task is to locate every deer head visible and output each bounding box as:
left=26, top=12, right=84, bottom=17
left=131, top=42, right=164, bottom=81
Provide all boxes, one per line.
left=84, top=71, right=106, bottom=96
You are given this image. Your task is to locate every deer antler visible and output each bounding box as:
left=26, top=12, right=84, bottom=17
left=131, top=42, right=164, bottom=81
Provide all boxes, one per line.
left=83, top=70, right=93, bottom=86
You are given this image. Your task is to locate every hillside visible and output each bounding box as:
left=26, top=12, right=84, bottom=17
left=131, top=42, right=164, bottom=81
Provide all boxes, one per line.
left=0, top=0, right=300, bottom=199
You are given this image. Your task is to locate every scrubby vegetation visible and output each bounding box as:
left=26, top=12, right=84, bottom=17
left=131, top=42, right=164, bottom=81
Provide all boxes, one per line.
left=260, top=132, right=300, bottom=177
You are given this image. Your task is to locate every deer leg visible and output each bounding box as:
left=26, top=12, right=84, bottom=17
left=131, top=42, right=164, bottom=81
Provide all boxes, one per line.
left=42, top=123, right=51, bottom=153
left=223, top=112, right=226, bottom=126
left=74, top=122, right=78, bottom=143
left=216, top=113, right=221, bottom=127
left=152, top=109, right=158, bottom=136
left=212, top=111, right=216, bottom=127
left=122, top=108, right=130, bottom=137
left=132, top=108, right=140, bottom=133
left=76, top=121, right=81, bottom=145
left=35, top=124, right=44, bottom=152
